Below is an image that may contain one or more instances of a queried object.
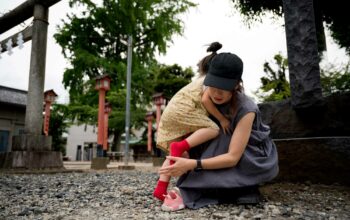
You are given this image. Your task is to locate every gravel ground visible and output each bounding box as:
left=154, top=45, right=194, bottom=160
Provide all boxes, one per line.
left=0, top=168, right=349, bottom=220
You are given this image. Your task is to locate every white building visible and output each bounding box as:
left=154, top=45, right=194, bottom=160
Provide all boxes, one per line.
left=65, top=124, right=98, bottom=161
left=65, top=123, right=144, bottom=161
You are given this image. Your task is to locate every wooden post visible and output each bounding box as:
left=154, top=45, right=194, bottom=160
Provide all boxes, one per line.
left=43, top=90, right=57, bottom=136
left=97, top=90, right=106, bottom=148
left=43, top=103, right=51, bottom=136
left=103, top=103, right=111, bottom=151
left=145, top=112, right=154, bottom=152
left=95, top=75, right=111, bottom=157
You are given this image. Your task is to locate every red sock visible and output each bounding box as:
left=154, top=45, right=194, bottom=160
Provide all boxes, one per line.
left=170, top=139, right=190, bottom=165
left=153, top=180, right=169, bottom=201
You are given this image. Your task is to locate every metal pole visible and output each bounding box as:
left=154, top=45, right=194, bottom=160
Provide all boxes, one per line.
left=124, top=35, right=132, bottom=166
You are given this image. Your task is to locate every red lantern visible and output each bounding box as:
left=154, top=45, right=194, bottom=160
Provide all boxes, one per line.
left=152, top=92, right=165, bottom=106
left=152, top=93, right=164, bottom=130
left=95, top=74, right=111, bottom=90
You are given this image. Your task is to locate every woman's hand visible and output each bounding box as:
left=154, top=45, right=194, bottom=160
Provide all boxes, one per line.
left=159, top=156, right=196, bottom=177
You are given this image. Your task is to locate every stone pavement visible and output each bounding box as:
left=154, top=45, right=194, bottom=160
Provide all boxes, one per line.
left=0, top=161, right=349, bottom=219
left=63, top=161, right=157, bottom=173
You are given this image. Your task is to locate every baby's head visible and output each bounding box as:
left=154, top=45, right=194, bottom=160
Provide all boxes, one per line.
left=204, top=52, right=243, bottom=91
left=197, top=42, right=222, bottom=76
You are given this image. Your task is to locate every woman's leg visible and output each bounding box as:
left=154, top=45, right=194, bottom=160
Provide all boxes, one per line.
left=153, top=158, right=171, bottom=201
left=170, top=128, right=218, bottom=163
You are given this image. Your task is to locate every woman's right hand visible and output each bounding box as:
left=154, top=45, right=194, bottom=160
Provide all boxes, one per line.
left=159, top=156, right=196, bottom=177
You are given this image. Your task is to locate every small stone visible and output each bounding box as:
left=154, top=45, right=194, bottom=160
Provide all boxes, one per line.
left=292, top=208, right=302, bottom=215
left=252, top=213, right=264, bottom=219
left=18, top=208, right=31, bottom=216
left=212, top=212, right=229, bottom=219
left=0, top=169, right=348, bottom=219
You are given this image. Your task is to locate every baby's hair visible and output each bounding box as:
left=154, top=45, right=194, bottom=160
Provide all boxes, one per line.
left=207, top=42, right=222, bottom=53
left=198, top=42, right=222, bottom=76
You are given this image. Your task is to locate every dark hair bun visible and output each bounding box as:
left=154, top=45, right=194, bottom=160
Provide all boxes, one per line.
left=207, top=42, right=222, bottom=53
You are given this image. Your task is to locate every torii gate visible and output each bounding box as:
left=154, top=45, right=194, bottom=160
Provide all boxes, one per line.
left=0, top=0, right=63, bottom=169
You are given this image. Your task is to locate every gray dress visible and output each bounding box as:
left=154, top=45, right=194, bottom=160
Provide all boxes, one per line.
left=176, top=93, right=279, bottom=209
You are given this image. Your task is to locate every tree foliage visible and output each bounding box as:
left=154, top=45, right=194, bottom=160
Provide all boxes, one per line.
left=232, top=0, right=350, bottom=55
left=153, top=64, right=194, bottom=101
left=55, top=0, right=196, bottom=103
left=255, top=54, right=350, bottom=102
left=54, top=0, right=196, bottom=149
left=254, top=54, right=290, bottom=102
left=49, top=104, right=71, bottom=155
left=320, top=63, right=350, bottom=96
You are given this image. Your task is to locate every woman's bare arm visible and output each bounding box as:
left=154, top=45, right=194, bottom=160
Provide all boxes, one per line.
left=201, top=112, right=255, bottom=169
left=159, top=112, right=255, bottom=176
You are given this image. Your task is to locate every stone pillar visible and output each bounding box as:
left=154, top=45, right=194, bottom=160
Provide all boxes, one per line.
left=282, top=0, right=323, bottom=109
left=0, top=4, right=63, bottom=169
left=25, top=4, right=48, bottom=135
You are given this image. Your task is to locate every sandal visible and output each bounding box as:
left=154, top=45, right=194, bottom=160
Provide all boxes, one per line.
left=161, top=187, right=185, bottom=212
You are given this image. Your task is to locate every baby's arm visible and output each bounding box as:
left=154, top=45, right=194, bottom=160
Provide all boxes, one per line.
left=201, top=89, right=230, bottom=134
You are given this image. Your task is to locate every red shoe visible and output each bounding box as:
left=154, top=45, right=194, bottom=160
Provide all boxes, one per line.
left=161, top=187, right=185, bottom=212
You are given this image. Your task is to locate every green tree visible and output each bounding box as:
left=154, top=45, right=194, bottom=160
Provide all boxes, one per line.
left=321, top=63, right=350, bottom=96
left=254, top=54, right=291, bottom=102
left=255, top=54, right=350, bottom=102
left=153, top=64, right=194, bottom=100
left=55, top=0, right=195, bottom=103
left=133, top=64, right=194, bottom=156
left=54, top=0, right=196, bottom=150
left=232, top=0, right=350, bottom=55
left=110, top=63, right=194, bottom=151
left=49, top=104, right=71, bottom=155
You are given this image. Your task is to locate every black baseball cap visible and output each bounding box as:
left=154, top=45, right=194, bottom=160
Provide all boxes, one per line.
left=204, top=52, right=243, bottom=91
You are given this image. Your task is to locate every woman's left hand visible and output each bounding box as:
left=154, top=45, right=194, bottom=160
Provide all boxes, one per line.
left=159, top=156, right=195, bottom=177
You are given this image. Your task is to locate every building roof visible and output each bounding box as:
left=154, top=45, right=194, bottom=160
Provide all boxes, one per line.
left=0, top=85, right=27, bottom=107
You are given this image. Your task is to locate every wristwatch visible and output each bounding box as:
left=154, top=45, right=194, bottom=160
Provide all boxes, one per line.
left=194, top=159, right=203, bottom=171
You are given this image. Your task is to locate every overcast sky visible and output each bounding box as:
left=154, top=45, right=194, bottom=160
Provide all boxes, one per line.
left=0, top=0, right=348, bottom=103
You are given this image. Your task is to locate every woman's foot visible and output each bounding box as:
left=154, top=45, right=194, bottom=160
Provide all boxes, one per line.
left=161, top=187, right=185, bottom=212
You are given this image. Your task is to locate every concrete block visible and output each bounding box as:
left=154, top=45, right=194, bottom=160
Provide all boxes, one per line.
left=12, top=134, right=52, bottom=151
left=91, top=157, right=109, bottom=170
left=0, top=151, right=63, bottom=169
left=274, top=137, right=350, bottom=185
